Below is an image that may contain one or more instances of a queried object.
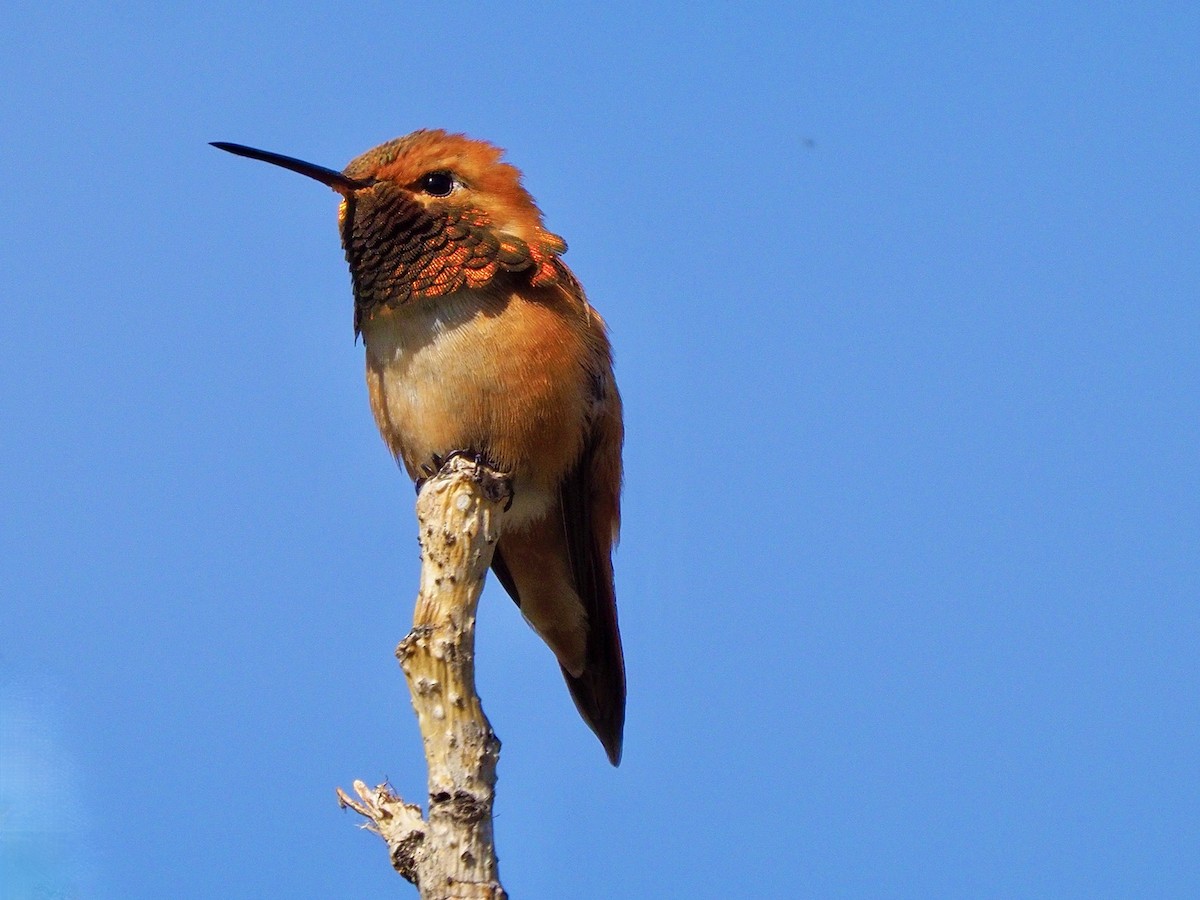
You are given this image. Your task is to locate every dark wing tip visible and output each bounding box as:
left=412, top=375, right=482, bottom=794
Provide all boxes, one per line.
left=564, top=663, right=626, bottom=767
left=604, top=734, right=623, bottom=767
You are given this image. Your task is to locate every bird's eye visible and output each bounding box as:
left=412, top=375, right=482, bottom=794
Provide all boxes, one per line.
left=417, top=171, right=457, bottom=197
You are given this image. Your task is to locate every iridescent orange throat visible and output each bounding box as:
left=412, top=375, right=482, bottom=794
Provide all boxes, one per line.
left=341, top=181, right=567, bottom=334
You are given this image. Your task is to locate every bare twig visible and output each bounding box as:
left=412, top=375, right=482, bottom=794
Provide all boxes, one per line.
left=339, top=455, right=511, bottom=899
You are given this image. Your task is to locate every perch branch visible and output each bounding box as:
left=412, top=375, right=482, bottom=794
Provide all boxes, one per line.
left=338, top=455, right=511, bottom=899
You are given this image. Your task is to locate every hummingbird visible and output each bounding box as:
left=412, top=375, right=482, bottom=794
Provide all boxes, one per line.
left=213, top=131, right=626, bottom=764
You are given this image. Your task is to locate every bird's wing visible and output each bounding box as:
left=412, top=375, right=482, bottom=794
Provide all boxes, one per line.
left=556, top=390, right=625, bottom=765
left=489, top=369, right=625, bottom=764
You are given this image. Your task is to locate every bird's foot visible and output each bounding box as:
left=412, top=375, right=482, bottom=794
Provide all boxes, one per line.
left=414, top=456, right=439, bottom=495
left=417, top=450, right=513, bottom=511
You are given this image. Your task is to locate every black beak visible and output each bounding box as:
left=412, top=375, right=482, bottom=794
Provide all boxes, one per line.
left=210, top=142, right=369, bottom=195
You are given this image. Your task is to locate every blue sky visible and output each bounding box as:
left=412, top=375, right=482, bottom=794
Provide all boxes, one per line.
left=2, top=3, right=1197, bottom=897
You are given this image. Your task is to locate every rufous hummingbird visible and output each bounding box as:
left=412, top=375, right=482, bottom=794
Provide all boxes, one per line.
left=213, top=131, right=625, bottom=764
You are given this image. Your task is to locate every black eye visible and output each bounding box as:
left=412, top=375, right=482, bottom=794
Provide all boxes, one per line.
left=417, top=171, right=456, bottom=197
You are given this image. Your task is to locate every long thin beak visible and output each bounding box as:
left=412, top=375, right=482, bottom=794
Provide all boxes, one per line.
left=210, top=142, right=369, bottom=195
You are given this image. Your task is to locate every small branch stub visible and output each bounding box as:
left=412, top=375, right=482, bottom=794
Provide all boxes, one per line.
left=339, top=455, right=511, bottom=899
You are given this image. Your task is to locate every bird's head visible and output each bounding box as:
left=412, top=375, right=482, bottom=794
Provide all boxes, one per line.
left=213, top=130, right=569, bottom=332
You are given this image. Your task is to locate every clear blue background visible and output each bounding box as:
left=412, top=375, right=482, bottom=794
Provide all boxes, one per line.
left=2, top=3, right=1197, bottom=897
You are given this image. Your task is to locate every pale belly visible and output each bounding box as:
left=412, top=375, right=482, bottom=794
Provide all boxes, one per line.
left=360, top=290, right=590, bottom=529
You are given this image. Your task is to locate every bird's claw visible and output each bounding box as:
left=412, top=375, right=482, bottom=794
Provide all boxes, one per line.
left=416, top=449, right=513, bottom=511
